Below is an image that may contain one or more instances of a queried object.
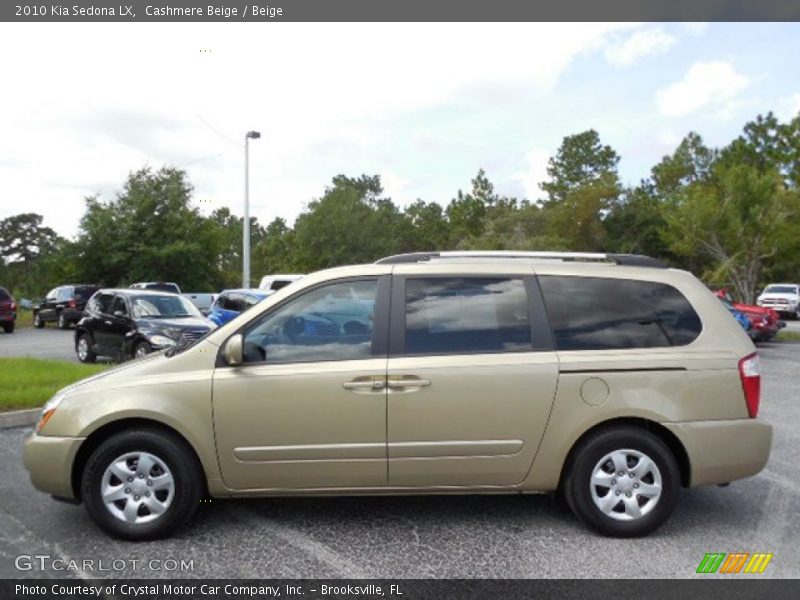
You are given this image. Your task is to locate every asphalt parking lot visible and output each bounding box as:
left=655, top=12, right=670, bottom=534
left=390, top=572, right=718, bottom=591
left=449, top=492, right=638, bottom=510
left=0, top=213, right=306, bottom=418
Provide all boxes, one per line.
left=0, top=330, right=798, bottom=579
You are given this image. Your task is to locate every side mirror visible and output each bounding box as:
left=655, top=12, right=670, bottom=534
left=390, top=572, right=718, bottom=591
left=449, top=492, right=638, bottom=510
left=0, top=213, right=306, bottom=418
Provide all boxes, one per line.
left=113, top=310, right=127, bottom=319
left=222, top=334, right=244, bottom=366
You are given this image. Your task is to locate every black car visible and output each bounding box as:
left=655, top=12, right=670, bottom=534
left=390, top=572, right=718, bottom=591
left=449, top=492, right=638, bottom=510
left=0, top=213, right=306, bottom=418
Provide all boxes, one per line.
left=33, top=284, right=100, bottom=329
left=0, top=287, right=16, bottom=333
left=74, top=289, right=216, bottom=363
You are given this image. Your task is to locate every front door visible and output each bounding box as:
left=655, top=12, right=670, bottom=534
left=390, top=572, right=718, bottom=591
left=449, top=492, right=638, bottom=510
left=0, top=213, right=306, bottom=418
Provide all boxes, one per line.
left=387, top=271, right=559, bottom=487
left=213, top=275, right=391, bottom=491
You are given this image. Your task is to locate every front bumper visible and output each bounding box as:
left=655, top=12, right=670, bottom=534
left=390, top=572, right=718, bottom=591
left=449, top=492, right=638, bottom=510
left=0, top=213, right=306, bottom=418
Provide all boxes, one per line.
left=663, top=419, right=772, bottom=487
left=23, top=432, right=85, bottom=499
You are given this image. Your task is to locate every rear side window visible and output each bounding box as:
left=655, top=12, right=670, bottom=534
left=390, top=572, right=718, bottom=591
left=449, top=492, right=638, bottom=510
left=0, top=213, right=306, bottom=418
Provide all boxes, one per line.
left=87, top=292, right=114, bottom=314
left=56, top=287, right=73, bottom=301
left=539, top=276, right=702, bottom=350
left=404, top=278, right=532, bottom=355
left=75, top=286, right=98, bottom=301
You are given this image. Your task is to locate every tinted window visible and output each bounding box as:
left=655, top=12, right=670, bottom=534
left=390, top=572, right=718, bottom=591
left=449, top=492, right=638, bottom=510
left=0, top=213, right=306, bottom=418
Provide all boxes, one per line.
left=110, top=296, right=128, bottom=316
left=243, top=279, right=378, bottom=364
left=539, top=276, right=702, bottom=350
left=130, top=295, right=201, bottom=318
left=56, top=287, right=73, bottom=301
left=271, top=280, right=293, bottom=291
left=404, top=278, right=531, bottom=355
left=74, top=286, right=99, bottom=301
left=87, top=292, right=114, bottom=314
left=764, top=285, right=798, bottom=294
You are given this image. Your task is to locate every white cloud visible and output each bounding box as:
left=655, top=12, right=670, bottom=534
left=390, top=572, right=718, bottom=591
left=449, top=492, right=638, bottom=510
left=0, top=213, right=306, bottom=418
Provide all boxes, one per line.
left=0, top=22, right=634, bottom=236
left=513, top=148, right=551, bottom=202
left=681, top=22, right=709, bottom=36
left=605, top=28, right=676, bottom=67
left=655, top=61, right=750, bottom=118
left=777, top=92, right=800, bottom=121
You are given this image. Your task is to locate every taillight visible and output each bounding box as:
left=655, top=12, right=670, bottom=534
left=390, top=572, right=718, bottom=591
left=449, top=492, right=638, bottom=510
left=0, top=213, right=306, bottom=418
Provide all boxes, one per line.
left=738, top=353, right=760, bottom=418
left=9, top=302, right=15, bottom=311
left=69, top=299, right=76, bottom=308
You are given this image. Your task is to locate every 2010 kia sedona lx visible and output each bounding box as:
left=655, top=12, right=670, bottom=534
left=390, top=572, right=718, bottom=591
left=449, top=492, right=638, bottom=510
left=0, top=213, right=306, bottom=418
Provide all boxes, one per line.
left=23, top=252, right=772, bottom=539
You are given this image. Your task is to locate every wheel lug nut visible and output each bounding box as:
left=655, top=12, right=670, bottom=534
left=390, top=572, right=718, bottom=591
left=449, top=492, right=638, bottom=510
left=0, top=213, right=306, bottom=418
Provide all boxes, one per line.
left=611, top=479, right=616, bottom=485
left=147, top=480, right=153, bottom=487
left=633, top=483, right=639, bottom=489
left=145, top=492, right=151, bottom=497
left=134, top=495, right=140, bottom=500
left=626, top=492, right=631, bottom=498
left=138, top=473, right=145, bottom=479
left=629, top=473, right=635, bottom=478
left=618, top=472, right=624, bottom=476
left=615, top=490, right=621, bottom=496
left=124, top=488, right=131, bottom=494
left=127, top=477, right=133, bottom=482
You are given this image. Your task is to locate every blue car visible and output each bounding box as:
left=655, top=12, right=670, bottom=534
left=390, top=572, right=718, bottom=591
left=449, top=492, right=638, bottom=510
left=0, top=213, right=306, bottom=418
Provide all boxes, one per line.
left=721, top=298, right=751, bottom=333
left=208, top=288, right=269, bottom=326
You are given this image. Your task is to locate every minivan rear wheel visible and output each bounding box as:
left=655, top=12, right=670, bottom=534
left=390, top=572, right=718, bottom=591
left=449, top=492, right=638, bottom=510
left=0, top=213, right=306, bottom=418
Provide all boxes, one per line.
left=34, top=312, right=44, bottom=328
left=564, top=426, right=679, bottom=537
left=81, top=429, right=202, bottom=540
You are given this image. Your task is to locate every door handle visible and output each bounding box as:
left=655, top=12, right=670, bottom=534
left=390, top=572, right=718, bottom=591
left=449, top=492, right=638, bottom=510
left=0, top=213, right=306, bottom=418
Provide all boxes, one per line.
left=343, top=379, right=385, bottom=390
left=387, top=377, right=431, bottom=389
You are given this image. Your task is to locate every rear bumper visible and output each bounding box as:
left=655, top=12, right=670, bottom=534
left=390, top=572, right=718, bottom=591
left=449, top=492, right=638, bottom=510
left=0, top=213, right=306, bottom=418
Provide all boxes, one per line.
left=23, top=432, right=84, bottom=500
left=663, top=419, right=772, bottom=487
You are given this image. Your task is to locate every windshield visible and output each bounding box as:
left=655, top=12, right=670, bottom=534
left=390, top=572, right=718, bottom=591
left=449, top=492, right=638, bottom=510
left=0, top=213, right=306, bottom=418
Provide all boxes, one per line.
left=131, top=295, right=202, bottom=319
left=764, top=285, right=797, bottom=294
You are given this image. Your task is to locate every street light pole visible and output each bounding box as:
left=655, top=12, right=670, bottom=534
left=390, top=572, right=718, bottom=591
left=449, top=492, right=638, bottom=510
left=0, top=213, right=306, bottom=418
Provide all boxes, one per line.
left=243, top=130, right=261, bottom=288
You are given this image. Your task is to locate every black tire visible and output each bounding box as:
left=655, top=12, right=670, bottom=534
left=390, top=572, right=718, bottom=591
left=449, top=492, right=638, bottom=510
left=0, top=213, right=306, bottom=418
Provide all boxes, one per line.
left=81, top=428, right=203, bottom=540
left=563, top=425, right=680, bottom=538
left=2, top=322, right=13, bottom=334
left=33, top=312, right=45, bottom=328
left=133, top=341, right=152, bottom=360
left=75, top=333, right=97, bottom=363
left=57, top=312, right=69, bottom=330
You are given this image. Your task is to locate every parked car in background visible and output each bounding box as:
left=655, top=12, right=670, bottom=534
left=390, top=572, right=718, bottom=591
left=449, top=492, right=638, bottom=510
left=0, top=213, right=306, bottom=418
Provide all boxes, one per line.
left=757, top=283, right=800, bottom=319
left=0, top=287, right=16, bottom=333
left=720, top=298, right=751, bottom=336
left=33, top=284, right=100, bottom=329
left=183, top=293, right=217, bottom=315
left=258, top=274, right=303, bottom=294
left=129, top=282, right=182, bottom=294
left=713, top=289, right=782, bottom=342
left=74, top=289, right=215, bottom=362
left=25, top=252, right=771, bottom=540
left=208, top=289, right=269, bottom=326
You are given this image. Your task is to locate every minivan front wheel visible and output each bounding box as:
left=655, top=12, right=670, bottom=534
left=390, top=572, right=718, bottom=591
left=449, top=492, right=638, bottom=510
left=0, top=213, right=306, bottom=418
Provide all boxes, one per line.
left=564, top=426, right=679, bottom=537
left=81, top=429, right=202, bottom=540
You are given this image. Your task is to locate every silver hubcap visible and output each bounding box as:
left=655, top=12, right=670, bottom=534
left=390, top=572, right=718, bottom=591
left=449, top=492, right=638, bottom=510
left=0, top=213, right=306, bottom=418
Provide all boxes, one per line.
left=101, top=451, right=174, bottom=525
left=135, top=345, right=149, bottom=358
left=34, top=315, right=40, bottom=325
left=59, top=315, right=65, bottom=326
left=590, top=449, right=662, bottom=521
left=77, top=337, right=89, bottom=360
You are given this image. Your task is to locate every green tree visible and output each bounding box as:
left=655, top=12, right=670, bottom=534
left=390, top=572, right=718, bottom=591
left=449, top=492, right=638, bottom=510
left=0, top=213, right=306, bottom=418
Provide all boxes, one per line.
left=74, top=166, right=222, bottom=290
left=208, top=207, right=267, bottom=289
left=662, top=162, right=797, bottom=303
left=541, top=130, right=620, bottom=204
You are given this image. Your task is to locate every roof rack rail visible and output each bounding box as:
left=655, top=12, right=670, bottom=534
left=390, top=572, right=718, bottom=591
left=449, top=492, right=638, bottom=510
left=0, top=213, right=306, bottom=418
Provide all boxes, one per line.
left=375, top=251, right=667, bottom=268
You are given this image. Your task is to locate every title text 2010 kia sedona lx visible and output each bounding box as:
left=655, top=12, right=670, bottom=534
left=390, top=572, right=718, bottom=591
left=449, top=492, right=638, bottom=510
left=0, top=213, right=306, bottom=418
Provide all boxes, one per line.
left=23, top=252, right=772, bottom=539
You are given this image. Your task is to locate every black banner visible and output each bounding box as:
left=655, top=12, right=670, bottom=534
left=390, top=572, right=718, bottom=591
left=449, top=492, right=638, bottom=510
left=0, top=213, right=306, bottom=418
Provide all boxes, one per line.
left=2, top=0, right=800, bottom=22
left=0, top=580, right=796, bottom=600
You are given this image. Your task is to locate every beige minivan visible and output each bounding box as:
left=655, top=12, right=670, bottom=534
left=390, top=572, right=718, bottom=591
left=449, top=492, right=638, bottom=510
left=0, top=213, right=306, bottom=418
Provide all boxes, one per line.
left=23, top=252, right=772, bottom=539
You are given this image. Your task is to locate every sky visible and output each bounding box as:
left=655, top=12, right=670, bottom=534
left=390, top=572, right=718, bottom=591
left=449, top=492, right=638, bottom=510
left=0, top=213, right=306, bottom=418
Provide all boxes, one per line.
left=1, top=22, right=799, bottom=239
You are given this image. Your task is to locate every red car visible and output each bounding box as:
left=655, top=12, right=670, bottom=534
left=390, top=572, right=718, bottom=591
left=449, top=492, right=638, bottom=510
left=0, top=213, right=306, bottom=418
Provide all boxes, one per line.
left=713, top=288, right=783, bottom=342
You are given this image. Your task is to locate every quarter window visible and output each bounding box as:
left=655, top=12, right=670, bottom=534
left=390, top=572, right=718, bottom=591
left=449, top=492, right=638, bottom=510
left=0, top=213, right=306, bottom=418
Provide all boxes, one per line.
left=242, top=279, right=378, bottom=364
left=403, top=278, right=532, bottom=355
left=539, top=276, right=702, bottom=350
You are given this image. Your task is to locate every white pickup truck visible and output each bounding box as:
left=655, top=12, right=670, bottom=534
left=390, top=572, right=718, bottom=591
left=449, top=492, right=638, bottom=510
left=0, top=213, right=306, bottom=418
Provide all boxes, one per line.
left=757, top=283, right=800, bottom=319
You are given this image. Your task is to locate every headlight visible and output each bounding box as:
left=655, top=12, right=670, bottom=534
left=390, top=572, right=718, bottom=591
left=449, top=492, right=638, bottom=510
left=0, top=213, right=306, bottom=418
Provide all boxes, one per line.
left=37, top=391, right=65, bottom=433
left=148, top=334, right=177, bottom=347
